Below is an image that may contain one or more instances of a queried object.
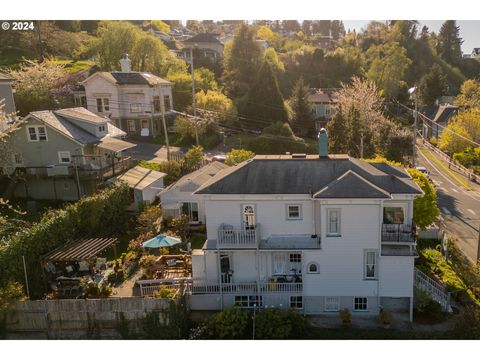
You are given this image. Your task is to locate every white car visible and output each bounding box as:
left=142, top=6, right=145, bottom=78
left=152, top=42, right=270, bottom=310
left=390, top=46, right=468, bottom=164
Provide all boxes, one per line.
left=415, top=166, right=431, bottom=181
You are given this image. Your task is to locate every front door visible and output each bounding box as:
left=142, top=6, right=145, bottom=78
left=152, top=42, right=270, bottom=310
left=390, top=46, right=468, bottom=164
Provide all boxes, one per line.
left=141, top=119, right=149, bottom=130
left=220, top=254, right=232, bottom=283
left=242, top=204, right=255, bottom=230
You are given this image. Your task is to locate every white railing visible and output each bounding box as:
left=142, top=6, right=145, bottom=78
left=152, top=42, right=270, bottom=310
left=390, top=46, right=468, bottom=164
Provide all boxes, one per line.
left=138, top=278, right=191, bottom=297
left=414, top=268, right=451, bottom=311
left=382, top=224, right=416, bottom=243
left=260, top=282, right=303, bottom=293
left=217, top=225, right=259, bottom=248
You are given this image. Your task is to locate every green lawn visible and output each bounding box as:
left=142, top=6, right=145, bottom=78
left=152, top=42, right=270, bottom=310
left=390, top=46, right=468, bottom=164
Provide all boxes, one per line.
left=0, top=47, right=35, bottom=68
left=49, top=59, right=95, bottom=73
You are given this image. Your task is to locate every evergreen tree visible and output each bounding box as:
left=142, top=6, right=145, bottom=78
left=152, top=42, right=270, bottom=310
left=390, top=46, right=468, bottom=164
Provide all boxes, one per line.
left=417, top=64, right=448, bottom=106
left=222, top=23, right=263, bottom=98
left=436, top=20, right=463, bottom=66
left=288, top=77, right=314, bottom=136
left=242, top=60, right=289, bottom=127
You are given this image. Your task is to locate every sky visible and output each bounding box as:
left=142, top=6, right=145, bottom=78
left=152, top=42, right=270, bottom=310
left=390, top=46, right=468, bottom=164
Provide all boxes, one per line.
left=343, top=20, right=479, bottom=54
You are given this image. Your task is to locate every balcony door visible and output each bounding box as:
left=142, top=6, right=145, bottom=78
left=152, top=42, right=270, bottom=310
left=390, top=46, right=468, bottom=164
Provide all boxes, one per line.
left=242, top=204, right=256, bottom=230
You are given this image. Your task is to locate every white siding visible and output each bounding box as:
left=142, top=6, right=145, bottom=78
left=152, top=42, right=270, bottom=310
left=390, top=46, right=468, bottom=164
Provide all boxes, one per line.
left=160, top=191, right=206, bottom=224
left=379, top=257, right=414, bottom=297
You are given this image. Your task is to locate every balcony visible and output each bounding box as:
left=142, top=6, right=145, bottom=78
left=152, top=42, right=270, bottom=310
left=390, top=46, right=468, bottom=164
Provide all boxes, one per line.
left=190, top=281, right=302, bottom=294
left=381, top=223, right=416, bottom=244
left=217, top=224, right=260, bottom=249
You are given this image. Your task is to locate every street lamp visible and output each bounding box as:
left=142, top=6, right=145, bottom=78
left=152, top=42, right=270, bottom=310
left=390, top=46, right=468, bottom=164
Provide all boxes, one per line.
left=408, top=86, right=418, bottom=167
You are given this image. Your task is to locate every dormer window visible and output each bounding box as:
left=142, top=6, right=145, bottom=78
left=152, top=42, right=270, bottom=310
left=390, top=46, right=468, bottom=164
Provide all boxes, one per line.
left=98, top=125, right=106, bottom=133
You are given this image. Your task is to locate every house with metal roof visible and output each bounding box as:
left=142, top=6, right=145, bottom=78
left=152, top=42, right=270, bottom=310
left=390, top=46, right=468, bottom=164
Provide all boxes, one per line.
left=159, top=161, right=229, bottom=224
left=78, top=55, right=174, bottom=137
left=0, top=107, right=136, bottom=201
left=188, top=131, right=423, bottom=320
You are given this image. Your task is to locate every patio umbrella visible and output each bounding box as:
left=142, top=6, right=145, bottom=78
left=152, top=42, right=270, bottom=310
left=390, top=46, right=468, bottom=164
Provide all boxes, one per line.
left=142, top=234, right=182, bottom=249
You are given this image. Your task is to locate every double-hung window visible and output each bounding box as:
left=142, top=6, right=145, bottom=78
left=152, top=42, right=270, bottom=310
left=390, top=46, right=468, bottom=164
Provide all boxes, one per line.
left=287, top=204, right=302, bottom=220
left=364, top=250, right=377, bottom=279
left=27, top=126, right=47, bottom=142
left=163, top=95, right=171, bottom=111
left=327, top=208, right=341, bottom=236
left=96, top=98, right=110, bottom=112
left=324, top=296, right=340, bottom=312
left=127, top=120, right=136, bottom=132
left=234, top=295, right=263, bottom=308
left=289, top=296, right=303, bottom=309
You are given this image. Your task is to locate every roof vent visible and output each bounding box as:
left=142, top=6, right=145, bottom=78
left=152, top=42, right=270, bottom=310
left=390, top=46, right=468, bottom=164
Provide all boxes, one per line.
left=292, top=153, right=307, bottom=159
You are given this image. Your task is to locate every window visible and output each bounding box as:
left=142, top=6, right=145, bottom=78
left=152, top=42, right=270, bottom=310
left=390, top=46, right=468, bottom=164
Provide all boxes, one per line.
left=289, top=253, right=301, bottom=263
left=289, top=253, right=302, bottom=273
left=307, top=262, right=319, bottom=274
left=98, top=125, right=106, bottom=133
left=290, top=296, right=303, bottom=309
left=75, top=95, right=87, bottom=108
left=364, top=251, right=377, bottom=279
left=58, top=151, right=71, bottom=164
left=141, top=119, right=149, bottom=129
left=287, top=204, right=302, bottom=220
left=324, top=296, right=340, bottom=312
left=153, top=96, right=161, bottom=112
left=327, top=208, right=341, bottom=236
left=127, top=120, right=136, bottom=132
left=242, top=204, right=255, bottom=229
left=164, top=95, right=171, bottom=111
left=96, top=98, right=110, bottom=112
left=353, top=297, right=368, bottom=311
left=182, top=202, right=199, bottom=223
left=383, top=207, right=405, bottom=224
left=27, top=126, right=47, bottom=142
left=234, top=296, right=263, bottom=308
left=130, top=103, right=142, bottom=113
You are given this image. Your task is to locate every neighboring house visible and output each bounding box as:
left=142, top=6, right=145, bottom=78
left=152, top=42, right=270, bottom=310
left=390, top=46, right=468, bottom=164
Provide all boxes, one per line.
left=471, top=48, right=480, bottom=59
left=0, top=73, right=16, bottom=117
left=159, top=161, right=229, bottom=224
left=306, top=88, right=338, bottom=130
left=188, top=133, right=423, bottom=320
left=116, top=165, right=166, bottom=211
left=78, top=55, right=174, bottom=137
left=421, top=104, right=458, bottom=140
left=0, top=107, right=136, bottom=201
left=181, top=33, right=224, bottom=64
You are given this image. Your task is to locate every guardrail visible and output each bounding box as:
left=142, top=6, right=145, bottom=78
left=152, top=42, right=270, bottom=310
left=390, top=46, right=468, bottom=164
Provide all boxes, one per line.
left=217, top=225, right=259, bottom=248
left=414, top=268, right=451, bottom=312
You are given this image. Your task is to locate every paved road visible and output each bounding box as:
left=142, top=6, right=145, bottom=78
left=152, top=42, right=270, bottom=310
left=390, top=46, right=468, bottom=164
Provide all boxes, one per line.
left=124, top=140, right=183, bottom=163
left=416, top=144, right=480, bottom=262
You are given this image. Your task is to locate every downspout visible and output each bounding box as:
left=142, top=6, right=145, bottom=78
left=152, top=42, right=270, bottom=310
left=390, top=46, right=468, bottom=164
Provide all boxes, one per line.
left=216, top=247, right=223, bottom=310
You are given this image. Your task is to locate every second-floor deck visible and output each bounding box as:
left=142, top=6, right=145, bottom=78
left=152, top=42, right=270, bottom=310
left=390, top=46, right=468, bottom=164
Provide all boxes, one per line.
left=381, top=223, right=416, bottom=244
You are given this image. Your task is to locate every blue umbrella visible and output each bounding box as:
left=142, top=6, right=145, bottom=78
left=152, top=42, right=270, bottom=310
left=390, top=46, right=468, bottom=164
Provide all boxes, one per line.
left=142, top=234, right=182, bottom=249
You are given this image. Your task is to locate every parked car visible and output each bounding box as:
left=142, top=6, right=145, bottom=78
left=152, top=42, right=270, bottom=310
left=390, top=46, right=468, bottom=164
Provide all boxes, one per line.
left=415, top=166, right=431, bottom=180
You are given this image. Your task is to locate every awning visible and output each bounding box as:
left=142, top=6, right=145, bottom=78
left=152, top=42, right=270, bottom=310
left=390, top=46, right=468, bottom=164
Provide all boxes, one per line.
left=98, top=137, right=136, bottom=153
left=41, top=237, right=118, bottom=263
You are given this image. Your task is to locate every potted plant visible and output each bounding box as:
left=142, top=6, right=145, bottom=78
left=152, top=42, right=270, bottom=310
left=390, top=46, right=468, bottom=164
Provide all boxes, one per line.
left=379, top=309, right=393, bottom=329
left=339, top=308, right=352, bottom=326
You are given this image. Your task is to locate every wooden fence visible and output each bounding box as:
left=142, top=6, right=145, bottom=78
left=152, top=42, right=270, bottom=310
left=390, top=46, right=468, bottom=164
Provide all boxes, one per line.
left=4, top=297, right=172, bottom=339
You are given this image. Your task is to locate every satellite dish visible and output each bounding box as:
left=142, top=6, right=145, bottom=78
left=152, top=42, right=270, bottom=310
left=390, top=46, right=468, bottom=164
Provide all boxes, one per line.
left=140, top=128, right=150, bottom=137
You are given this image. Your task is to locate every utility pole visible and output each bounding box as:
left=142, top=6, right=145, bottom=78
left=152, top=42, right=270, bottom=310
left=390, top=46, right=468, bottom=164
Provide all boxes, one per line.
left=159, top=91, right=170, bottom=160
left=190, top=46, right=199, bottom=146
left=409, top=86, right=418, bottom=167
left=477, top=224, right=480, bottom=261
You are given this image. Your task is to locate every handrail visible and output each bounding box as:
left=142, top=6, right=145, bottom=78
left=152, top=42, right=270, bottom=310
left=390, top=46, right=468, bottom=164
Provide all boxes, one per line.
left=414, top=268, right=451, bottom=311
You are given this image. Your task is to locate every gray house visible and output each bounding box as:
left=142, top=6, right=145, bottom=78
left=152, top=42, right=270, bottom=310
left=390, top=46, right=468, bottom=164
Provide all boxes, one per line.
left=0, top=73, right=16, bottom=122
left=0, top=107, right=136, bottom=201
left=307, top=88, right=338, bottom=130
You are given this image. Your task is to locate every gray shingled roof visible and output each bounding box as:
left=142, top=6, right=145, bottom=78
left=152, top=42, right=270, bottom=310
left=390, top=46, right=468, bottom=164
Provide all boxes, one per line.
left=183, top=33, right=222, bottom=44
left=109, top=72, right=171, bottom=86
left=195, top=156, right=422, bottom=197
left=162, top=161, right=228, bottom=193
left=30, top=108, right=126, bottom=145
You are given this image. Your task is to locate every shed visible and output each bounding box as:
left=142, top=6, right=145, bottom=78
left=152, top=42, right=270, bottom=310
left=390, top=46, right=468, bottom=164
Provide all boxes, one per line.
left=117, top=165, right=167, bottom=210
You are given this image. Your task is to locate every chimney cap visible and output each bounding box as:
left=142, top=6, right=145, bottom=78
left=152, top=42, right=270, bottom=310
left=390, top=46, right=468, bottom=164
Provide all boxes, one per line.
left=318, top=128, right=327, bottom=136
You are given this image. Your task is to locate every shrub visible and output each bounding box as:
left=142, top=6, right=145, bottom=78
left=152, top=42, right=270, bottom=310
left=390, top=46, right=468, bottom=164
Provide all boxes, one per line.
left=255, top=309, right=307, bottom=339
left=139, top=255, right=157, bottom=270
left=429, top=137, right=438, bottom=147
left=225, top=148, right=255, bottom=166
left=136, top=205, right=162, bottom=235
left=379, top=309, right=393, bottom=325
left=339, top=308, right=352, bottom=325
left=153, top=287, right=177, bottom=300
left=138, top=160, right=182, bottom=186
left=202, top=307, right=252, bottom=339
left=453, top=305, right=480, bottom=339
left=414, top=289, right=445, bottom=324
left=171, top=214, right=190, bottom=241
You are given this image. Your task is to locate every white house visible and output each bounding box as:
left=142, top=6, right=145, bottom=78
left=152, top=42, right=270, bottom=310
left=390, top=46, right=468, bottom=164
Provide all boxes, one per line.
left=307, top=88, right=338, bottom=130
left=78, top=55, right=174, bottom=137
left=116, top=165, right=166, bottom=211
left=188, top=132, right=423, bottom=320
left=159, top=161, right=229, bottom=224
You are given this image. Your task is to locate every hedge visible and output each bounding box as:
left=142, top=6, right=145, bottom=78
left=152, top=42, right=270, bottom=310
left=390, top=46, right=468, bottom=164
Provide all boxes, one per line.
left=0, top=183, right=130, bottom=297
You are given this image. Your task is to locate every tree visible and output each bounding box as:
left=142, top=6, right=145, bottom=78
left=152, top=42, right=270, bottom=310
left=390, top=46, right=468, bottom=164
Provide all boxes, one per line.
left=224, top=149, right=255, bottom=166
left=150, top=20, right=170, bottom=33
left=242, top=60, right=289, bottom=127
left=8, top=60, right=72, bottom=116
left=184, top=145, right=204, bottom=171
left=222, top=23, right=263, bottom=98
left=407, top=168, right=440, bottom=230
left=436, top=20, right=463, bottom=66
left=417, top=64, right=448, bottom=107
left=366, top=42, right=412, bottom=99
left=288, top=77, right=314, bottom=136
left=456, top=79, right=480, bottom=109
left=438, top=120, right=473, bottom=155
left=195, top=90, right=237, bottom=125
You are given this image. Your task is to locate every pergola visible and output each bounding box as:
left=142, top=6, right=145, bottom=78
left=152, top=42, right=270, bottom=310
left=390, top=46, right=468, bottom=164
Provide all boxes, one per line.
left=41, top=237, right=119, bottom=264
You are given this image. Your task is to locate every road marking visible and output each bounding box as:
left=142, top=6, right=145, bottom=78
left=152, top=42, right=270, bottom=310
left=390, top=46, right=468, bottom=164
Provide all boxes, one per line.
left=467, top=209, right=476, bottom=215
left=441, top=207, right=451, bottom=215
left=451, top=188, right=459, bottom=193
